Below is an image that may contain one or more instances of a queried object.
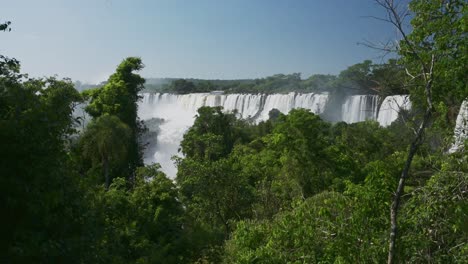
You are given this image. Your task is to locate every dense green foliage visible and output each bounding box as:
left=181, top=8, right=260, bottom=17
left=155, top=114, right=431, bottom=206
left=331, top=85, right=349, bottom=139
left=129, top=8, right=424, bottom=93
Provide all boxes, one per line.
left=0, top=56, right=191, bottom=263
left=144, top=59, right=405, bottom=97
left=79, top=114, right=132, bottom=189
left=0, top=56, right=86, bottom=259
left=82, top=57, right=146, bottom=185
left=401, top=0, right=467, bottom=109
left=1, top=1, right=467, bottom=263
left=380, top=0, right=468, bottom=153
left=179, top=108, right=466, bottom=263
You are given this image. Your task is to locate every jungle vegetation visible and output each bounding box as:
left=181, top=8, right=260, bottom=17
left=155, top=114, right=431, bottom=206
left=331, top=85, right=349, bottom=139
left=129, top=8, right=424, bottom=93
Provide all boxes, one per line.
left=0, top=0, right=467, bottom=263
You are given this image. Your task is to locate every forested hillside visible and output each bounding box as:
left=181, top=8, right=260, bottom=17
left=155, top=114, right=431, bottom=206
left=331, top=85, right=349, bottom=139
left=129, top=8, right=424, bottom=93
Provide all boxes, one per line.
left=1, top=0, right=467, bottom=263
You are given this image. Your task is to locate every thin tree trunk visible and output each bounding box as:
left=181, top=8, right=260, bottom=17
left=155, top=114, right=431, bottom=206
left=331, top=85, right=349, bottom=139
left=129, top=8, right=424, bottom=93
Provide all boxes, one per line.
left=387, top=51, right=434, bottom=263
left=369, top=1, right=436, bottom=262
left=387, top=108, right=432, bottom=264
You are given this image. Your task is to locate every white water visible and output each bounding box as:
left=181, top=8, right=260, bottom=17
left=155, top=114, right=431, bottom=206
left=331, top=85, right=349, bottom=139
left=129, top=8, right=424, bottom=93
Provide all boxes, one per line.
left=138, top=92, right=422, bottom=177
left=341, top=95, right=379, bottom=123
left=77, top=91, right=468, bottom=178
left=258, top=93, right=329, bottom=121
left=449, top=99, right=468, bottom=153
left=138, top=92, right=329, bottom=177
left=377, top=95, right=412, bottom=127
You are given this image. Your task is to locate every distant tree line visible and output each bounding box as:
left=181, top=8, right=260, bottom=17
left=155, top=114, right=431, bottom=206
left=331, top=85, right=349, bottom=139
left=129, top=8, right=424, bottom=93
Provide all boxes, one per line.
left=144, top=59, right=407, bottom=97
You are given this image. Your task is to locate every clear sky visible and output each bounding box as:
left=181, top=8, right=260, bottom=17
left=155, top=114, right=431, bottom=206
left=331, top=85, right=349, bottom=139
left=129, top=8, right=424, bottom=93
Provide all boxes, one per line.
left=2, top=0, right=400, bottom=83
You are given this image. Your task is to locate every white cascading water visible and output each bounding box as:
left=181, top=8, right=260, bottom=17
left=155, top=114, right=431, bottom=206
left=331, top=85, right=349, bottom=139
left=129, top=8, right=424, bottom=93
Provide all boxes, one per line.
left=138, top=92, right=329, bottom=177
left=258, top=92, right=329, bottom=121
left=137, top=92, right=434, bottom=177
left=341, top=95, right=380, bottom=123
left=78, top=91, right=467, bottom=177
left=449, top=99, right=468, bottom=153
left=377, top=95, right=412, bottom=127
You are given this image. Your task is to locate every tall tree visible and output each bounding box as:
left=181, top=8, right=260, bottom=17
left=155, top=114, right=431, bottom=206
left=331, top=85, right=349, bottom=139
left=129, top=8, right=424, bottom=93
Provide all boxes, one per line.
left=0, top=65, right=86, bottom=258
left=83, top=57, right=146, bottom=184
left=373, top=0, right=467, bottom=262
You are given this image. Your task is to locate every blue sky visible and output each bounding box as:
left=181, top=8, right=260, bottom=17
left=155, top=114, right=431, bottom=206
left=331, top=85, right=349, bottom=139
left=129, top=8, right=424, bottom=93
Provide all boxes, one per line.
left=2, top=0, right=400, bottom=83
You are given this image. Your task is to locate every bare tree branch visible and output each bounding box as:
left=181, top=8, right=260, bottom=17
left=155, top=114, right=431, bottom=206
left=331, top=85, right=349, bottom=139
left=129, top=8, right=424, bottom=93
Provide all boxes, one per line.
left=369, top=1, right=436, bottom=263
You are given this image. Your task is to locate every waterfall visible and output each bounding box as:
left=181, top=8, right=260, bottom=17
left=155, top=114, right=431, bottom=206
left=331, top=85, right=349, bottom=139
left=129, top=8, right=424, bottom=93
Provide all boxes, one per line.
left=82, top=92, right=468, bottom=177
left=72, top=102, right=90, bottom=132
left=138, top=92, right=417, bottom=177
left=110, top=92, right=423, bottom=177
left=377, top=95, right=411, bottom=127
left=449, top=99, right=468, bottom=153
left=257, top=92, right=329, bottom=121
left=341, top=95, right=379, bottom=123
left=138, top=92, right=329, bottom=178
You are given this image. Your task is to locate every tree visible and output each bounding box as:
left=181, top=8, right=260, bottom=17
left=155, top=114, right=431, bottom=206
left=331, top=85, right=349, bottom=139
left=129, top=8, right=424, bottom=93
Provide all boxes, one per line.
left=80, top=115, right=132, bottom=189
left=83, top=57, right=146, bottom=185
left=265, top=109, right=332, bottom=198
left=224, top=192, right=353, bottom=263
left=301, top=74, right=336, bottom=92
left=131, top=165, right=187, bottom=263
left=0, top=67, right=87, bottom=258
left=224, top=153, right=406, bottom=263
left=401, top=0, right=467, bottom=111
left=175, top=106, right=257, bottom=261
left=373, top=0, right=467, bottom=262
left=177, top=157, right=255, bottom=237
left=399, top=153, right=468, bottom=263
left=0, top=20, right=11, bottom=31
left=171, top=79, right=197, bottom=94
left=371, top=59, right=407, bottom=96
left=335, top=60, right=375, bottom=93
left=180, top=106, right=250, bottom=161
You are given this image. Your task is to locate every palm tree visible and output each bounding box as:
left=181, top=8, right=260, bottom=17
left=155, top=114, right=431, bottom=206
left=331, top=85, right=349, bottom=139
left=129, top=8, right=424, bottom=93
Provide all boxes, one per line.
left=81, top=114, right=132, bottom=189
